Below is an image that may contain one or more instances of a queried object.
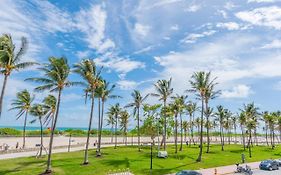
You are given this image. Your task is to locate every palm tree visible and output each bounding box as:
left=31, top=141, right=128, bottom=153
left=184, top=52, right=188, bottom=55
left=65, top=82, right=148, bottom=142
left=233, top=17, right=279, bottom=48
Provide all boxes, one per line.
left=262, top=111, right=270, bottom=146
left=171, top=94, right=186, bottom=152
left=73, top=59, right=102, bottom=162
left=239, top=111, right=247, bottom=150
left=204, top=78, right=219, bottom=153
left=42, top=95, right=56, bottom=128
left=10, top=90, right=34, bottom=149
left=108, top=103, right=122, bottom=149
left=231, top=116, right=237, bottom=144
left=216, top=105, right=226, bottom=151
left=242, top=103, right=259, bottom=157
left=0, top=34, right=37, bottom=117
left=119, top=110, right=130, bottom=145
left=268, top=112, right=277, bottom=149
left=29, top=103, right=47, bottom=157
left=96, top=80, right=120, bottom=156
left=189, top=71, right=217, bottom=162
left=25, top=57, right=76, bottom=173
left=151, top=78, right=173, bottom=151
left=186, top=102, right=197, bottom=145
left=125, top=90, right=149, bottom=151
left=106, top=113, right=115, bottom=144
left=182, top=121, right=188, bottom=142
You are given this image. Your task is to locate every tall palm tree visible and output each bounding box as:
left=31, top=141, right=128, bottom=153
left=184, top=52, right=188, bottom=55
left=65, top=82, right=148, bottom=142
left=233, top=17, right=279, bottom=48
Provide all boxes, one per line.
left=42, top=95, right=56, bottom=128
left=25, top=57, right=76, bottom=173
left=239, top=111, right=247, bottom=150
left=268, top=112, right=277, bottom=149
left=119, top=110, right=130, bottom=145
left=10, top=90, right=34, bottom=149
left=186, top=102, right=197, bottom=145
left=106, top=113, right=115, bottom=144
left=182, top=121, right=188, bottom=142
left=108, top=103, right=122, bottom=149
left=262, top=111, right=270, bottom=146
left=231, top=116, right=237, bottom=144
left=73, top=59, right=102, bottom=162
left=0, top=34, right=37, bottom=117
left=96, top=80, right=120, bottom=156
left=216, top=105, right=226, bottom=151
left=204, top=79, right=219, bottom=153
left=30, top=103, right=47, bottom=157
left=242, top=103, right=259, bottom=157
left=189, top=71, right=217, bottom=162
left=151, top=78, right=173, bottom=151
left=171, top=94, right=186, bottom=152
left=125, top=90, right=149, bottom=151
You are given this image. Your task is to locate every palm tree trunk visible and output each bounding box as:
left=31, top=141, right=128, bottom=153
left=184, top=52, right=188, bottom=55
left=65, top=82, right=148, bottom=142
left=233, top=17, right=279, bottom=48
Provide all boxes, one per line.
left=163, top=100, right=167, bottom=151
left=39, top=117, right=43, bottom=157
left=22, top=111, right=28, bottom=149
left=241, top=127, right=246, bottom=151
left=97, top=98, right=101, bottom=150
left=205, top=102, right=211, bottom=153
left=248, top=130, right=252, bottom=158
left=0, top=75, right=8, bottom=117
left=179, top=113, right=183, bottom=151
left=83, top=92, right=94, bottom=164
left=272, top=128, right=275, bottom=149
left=174, top=113, right=178, bottom=154
left=196, top=98, right=204, bottom=162
left=97, top=100, right=105, bottom=156
left=265, top=125, right=269, bottom=146
left=111, top=124, right=113, bottom=143
left=45, top=89, right=62, bottom=173
left=191, top=114, right=195, bottom=145
left=137, top=107, right=141, bottom=152
left=220, top=125, right=224, bottom=151
left=114, top=114, right=118, bottom=149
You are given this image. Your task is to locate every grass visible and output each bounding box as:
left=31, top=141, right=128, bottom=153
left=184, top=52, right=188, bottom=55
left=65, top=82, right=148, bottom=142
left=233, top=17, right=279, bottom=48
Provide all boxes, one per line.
left=1, top=144, right=281, bottom=175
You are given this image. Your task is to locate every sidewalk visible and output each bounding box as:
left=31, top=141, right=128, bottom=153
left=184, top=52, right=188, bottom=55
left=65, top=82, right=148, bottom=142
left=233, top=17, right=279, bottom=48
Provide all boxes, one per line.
left=197, top=161, right=260, bottom=175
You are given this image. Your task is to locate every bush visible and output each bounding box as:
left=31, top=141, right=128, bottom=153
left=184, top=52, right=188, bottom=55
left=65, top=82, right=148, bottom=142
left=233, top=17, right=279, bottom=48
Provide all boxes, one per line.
left=0, top=128, right=21, bottom=136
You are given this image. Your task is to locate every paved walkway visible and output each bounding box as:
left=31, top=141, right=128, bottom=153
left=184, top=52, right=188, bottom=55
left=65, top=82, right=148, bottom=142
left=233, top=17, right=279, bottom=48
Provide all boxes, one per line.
left=196, top=162, right=260, bottom=175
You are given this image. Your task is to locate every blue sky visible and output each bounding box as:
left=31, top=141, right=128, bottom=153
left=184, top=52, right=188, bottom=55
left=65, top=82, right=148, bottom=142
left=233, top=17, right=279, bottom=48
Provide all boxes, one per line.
left=1, top=0, right=281, bottom=128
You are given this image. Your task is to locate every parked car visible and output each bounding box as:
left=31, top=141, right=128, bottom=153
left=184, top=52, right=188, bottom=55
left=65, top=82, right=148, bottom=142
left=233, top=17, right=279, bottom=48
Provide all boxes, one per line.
left=175, top=170, right=202, bottom=175
left=259, top=160, right=279, bottom=171
left=274, top=158, right=281, bottom=166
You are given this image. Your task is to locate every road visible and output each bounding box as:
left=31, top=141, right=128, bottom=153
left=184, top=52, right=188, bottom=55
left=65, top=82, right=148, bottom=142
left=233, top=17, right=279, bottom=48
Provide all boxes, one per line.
left=231, top=168, right=281, bottom=175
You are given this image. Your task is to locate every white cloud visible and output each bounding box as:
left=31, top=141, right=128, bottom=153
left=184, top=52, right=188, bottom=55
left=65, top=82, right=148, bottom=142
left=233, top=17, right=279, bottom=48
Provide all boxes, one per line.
left=184, top=4, right=201, bottom=12
left=133, top=45, right=155, bottom=54
left=221, top=85, right=253, bottom=98
left=75, top=4, right=115, bottom=53
left=224, top=2, right=237, bottom=10
left=216, top=22, right=240, bottom=30
left=261, top=39, right=281, bottom=49
left=117, top=80, right=138, bottom=90
left=236, top=6, right=281, bottom=30
left=76, top=50, right=90, bottom=59
left=248, top=0, right=280, bottom=3
left=181, top=30, right=216, bottom=43
left=56, top=42, right=64, bottom=48
left=217, top=10, right=228, bottom=19
left=170, top=24, right=179, bottom=31
left=94, top=56, right=145, bottom=75
left=134, top=23, right=151, bottom=37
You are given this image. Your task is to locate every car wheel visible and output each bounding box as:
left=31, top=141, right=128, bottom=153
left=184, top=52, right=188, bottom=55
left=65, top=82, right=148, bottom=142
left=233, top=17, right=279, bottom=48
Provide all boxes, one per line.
left=269, top=167, right=272, bottom=171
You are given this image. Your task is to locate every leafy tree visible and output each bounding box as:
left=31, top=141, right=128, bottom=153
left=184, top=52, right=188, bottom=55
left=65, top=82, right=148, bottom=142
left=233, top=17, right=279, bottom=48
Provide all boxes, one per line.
left=10, top=89, right=34, bottom=149
left=0, top=34, right=37, bottom=117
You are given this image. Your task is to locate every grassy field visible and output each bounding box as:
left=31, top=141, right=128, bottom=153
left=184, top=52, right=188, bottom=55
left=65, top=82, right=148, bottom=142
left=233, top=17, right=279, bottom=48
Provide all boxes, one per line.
left=1, top=144, right=281, bottom=175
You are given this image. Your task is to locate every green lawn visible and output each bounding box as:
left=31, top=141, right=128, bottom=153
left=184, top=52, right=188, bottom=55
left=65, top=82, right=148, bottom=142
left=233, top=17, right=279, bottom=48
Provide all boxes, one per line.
left=1, top=144, right=281, bottom=175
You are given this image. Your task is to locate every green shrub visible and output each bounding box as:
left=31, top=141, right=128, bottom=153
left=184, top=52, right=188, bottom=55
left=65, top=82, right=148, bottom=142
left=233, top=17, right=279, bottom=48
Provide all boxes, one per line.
left=0, top=128, right=21, bottom=136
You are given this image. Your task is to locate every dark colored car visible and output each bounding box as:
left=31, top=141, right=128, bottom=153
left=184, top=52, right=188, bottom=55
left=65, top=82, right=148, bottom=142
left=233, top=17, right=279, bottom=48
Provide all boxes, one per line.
left=259, top=160, right=279, bottom=171
left=176, top=170, right=202, bottom=175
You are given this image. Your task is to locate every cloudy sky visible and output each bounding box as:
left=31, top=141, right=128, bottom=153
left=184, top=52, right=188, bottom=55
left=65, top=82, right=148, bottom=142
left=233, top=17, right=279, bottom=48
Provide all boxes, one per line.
left=1, top=0, right=281, bottom=128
